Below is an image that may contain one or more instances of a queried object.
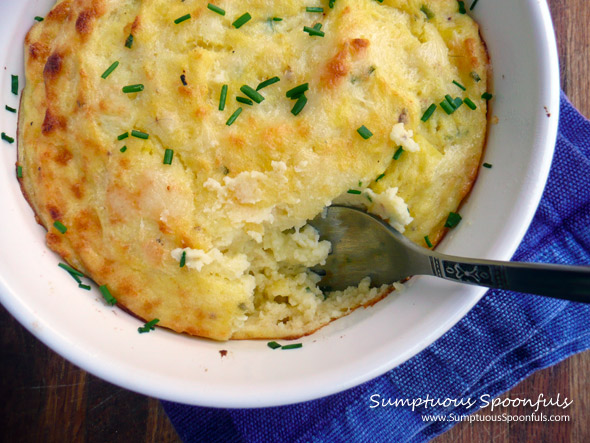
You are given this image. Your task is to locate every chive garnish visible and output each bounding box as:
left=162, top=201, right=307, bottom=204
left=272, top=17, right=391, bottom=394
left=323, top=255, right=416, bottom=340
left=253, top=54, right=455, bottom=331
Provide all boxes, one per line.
left=357, top=125, right=373, bottom=140
left=375, top=173, right=385, bottom=182
left=483, top=162, right=492, bottom=169
left=452, top=80, right=466, bottom=91
left=366, top=194, right=373, bottom=203
left=5, top=105, right=16, bottom=113
left=306, top=7, right=324, bottom=13
left=272, top=17, right=283, bottom=21
left=53, top=220, right=67, bottom=234
left=464, top=97, right=477, bottom=110
left=122, top=84, right=144, bottom=93
left=267, top=341, right=281, bottom=349
left=236, top=96, right=253, bottom=106
left=163, top=148, right=174, bottom=165
left=226, top=107, right=243, bottom=126
left=393, top=146, right=404, bottom=160
left=62, top=268, right=82, bottom=284
left=120, top=146, right=127, bottom=153
left=131, top=129, right=149, bottom=139
left=445, top=212, right=462, bottom=228
left=207, top=3, right=225, bottom=16
left=374, top=0, right=384, bottom=3
left=421, top=103, right=437, bottom=122
left=11, top=75, right=18, bottom=95
left=281, top=343, right=303, bottom=350
left=1, top=132, right=14, bottom=143
left=78, top=283, right=92, bottom=291
left=303, top=26, right=325, bottom=37
left=440, top=100, right=455, bottom=115
left=453, top=97, right=463, bottom=109
left=286, top=83, right=309, bottom=99
left=232, top=13, right=252, bottom=29
left=458, top=1, right=466, bottom=14
left=58, top=263, right=85, bottom=278
left=291, top=94, right=308, bottom=115
left=101, top=61, right=119, bottom=79
left=17, top=165, right=23, bottom=178
left=174, top=14, right=191, bottom=24
left=180, top=74, right=187, bottom=86
left=125, top=34, right=134, bottom=48
left=138, top=318, right=159, bottom=333
left=470, top=71, right=481, bottom=82
left=34, top=16, right=44, bottom=22
left=347, top=189, right=361, bottom=195
left=219, top=85, right=228, bottom=111
left=180, top=250, right=186, bottom=268
left=256, top=76, right=280, bottom=91
left=482, top=92, right=493, bottom=100
left=329, top=0, right=336, bottom=8
left=470, top=0, right=480, bottom=10
left=313, top=23, right=322, bottom=30
left=424, top=236, right=433, bottom=248
left=420, top=5, right=434, bottom=19
left=444, top=95, right=457, bottom=109
left=118, top=132, right=129, bottom=140
left=240, top=85, right=265, bottom=103
left=99, top=284, right=117, bottom=305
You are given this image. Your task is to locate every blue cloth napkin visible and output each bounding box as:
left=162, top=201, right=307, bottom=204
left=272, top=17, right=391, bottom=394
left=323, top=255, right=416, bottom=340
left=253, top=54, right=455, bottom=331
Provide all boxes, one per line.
left=162, top=92, right=590, bottom=442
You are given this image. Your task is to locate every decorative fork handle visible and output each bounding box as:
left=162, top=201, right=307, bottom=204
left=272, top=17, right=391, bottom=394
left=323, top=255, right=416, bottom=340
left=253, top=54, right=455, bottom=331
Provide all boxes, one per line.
left=428, top=256, right=590, bottom=302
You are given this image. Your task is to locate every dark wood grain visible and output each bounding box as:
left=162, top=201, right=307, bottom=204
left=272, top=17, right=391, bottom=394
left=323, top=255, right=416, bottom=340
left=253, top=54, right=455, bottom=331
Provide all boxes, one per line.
left=1, top=1, right=588, bottom=442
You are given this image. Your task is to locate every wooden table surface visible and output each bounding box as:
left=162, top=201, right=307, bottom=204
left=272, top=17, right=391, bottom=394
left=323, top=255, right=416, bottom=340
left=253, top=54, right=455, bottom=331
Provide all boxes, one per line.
left=1, top=1, right=588, bottom=442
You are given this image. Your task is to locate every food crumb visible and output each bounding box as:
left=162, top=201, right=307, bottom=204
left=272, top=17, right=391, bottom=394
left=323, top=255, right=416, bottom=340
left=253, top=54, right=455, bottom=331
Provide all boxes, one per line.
left=219, top=350, right=228, bottom=357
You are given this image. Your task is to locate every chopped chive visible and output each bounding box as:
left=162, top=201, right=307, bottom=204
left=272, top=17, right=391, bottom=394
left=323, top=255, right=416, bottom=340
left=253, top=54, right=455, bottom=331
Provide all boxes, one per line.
left=366, top=194, right=373, bottom=203
left=122, top=84, right=144, bottom=93
left=11, top=75, right=18, bottom=95
left=53, top=220, right=67, bottom=234
left=5, top=105, right=16, bottom=113
left=16, top=165, right=23, bottom=178
left=420, top=5, right=434, bottom=19
left=303, top=26, right=325, bottom=37
left=291, top=94, right=308, bottom=116
left=281, top=343, right=303, bottom=350
left=306, top=7, right=324, bottom=13
left=180, top=74, right=187, bottom=86
left=453, top=97, right=463, bottom=109
left=470, top=71, right=481, bottom=82
left=99, top=284, right=117, bottom=305
left=207, top=3, right=225, bottom=16
left=240, top=85, right=265, bottom=103
left=62, top=269, right=81, bottom=284
left=483, top=162, right=492, bottom=169
left=232, top=12, right=252, bottom=29
left=347, top=189, right=362, bottom=195
left=286, top=83, right=309, bottom=99
left=375, top=173, right=385, bottom=182
left=482, top=92, right=493, bottom=100
left=440, top=100, right=455, bottom=115
left=452, top=80, right=466, bottom=91
left=421, top=103, right=437, bottom=122
left=424, top=235, right=433, bottom=248
left=445, top=95, right=457, bottom=109
left=358, top=180, right=362, bottom=187
left=374, top=0, right=384, bottom=3
left=163, top=148, right=174, bottom=165
left=329, top=0, right=336, bottom=8
left=131, top=130, right=149, bottom=139
left=124, top=34, right=134, bottom=48
left=256, top=76, right=280, bottom=91
left=226, top=107, right=243, bottom=126
left=464, top=97, right=477, bottom=110
left=313, top=23, right=322, bottom=30
left=357, top=125, right=373, bottom=140
left=1, top=132, right=14, bottom=143
left=78, top=283, right=92, bottom=290
left=120, top=146, right=127, bottom=153
left=118, top=132, right=129, bottom=140
left=219, top=84, right=228, bottom=111
left=470, top=0, right=480, bottom=10
left=272, top=17, right=283, bottom=21
left=138, top=318, right=159, bottom=333
left=101, top=61, right=119, bottom=79
left=393, top=146, right=404, bottom=160
left=445, top=212, right=462, bottom=228
left=458, top=1, right=466, bottom=14
left=34, top=16, right=44, bottom=22
left=180, top=250, right=186, bottom=268
left=174, top=14, right=191, bottom=24
left=236, top=96, right=253, bottom=106
left=58, top=263, right=85, bottom=278
left=267, top=341, right=281, bottom=349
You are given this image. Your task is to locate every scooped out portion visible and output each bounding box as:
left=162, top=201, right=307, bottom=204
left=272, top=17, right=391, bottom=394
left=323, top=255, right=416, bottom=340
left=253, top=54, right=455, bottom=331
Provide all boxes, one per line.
left=18, top=0, right=489, bottom=340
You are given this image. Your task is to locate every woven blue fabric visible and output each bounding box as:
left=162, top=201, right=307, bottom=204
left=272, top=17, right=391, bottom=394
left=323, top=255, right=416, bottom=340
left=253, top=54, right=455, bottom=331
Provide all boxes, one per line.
left=162, top=92, right=590, bottom=442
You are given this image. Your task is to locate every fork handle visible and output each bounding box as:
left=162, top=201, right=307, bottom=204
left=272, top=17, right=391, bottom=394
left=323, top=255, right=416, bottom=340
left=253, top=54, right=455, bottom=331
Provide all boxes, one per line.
left=428, top=256, right=590, bottom=302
